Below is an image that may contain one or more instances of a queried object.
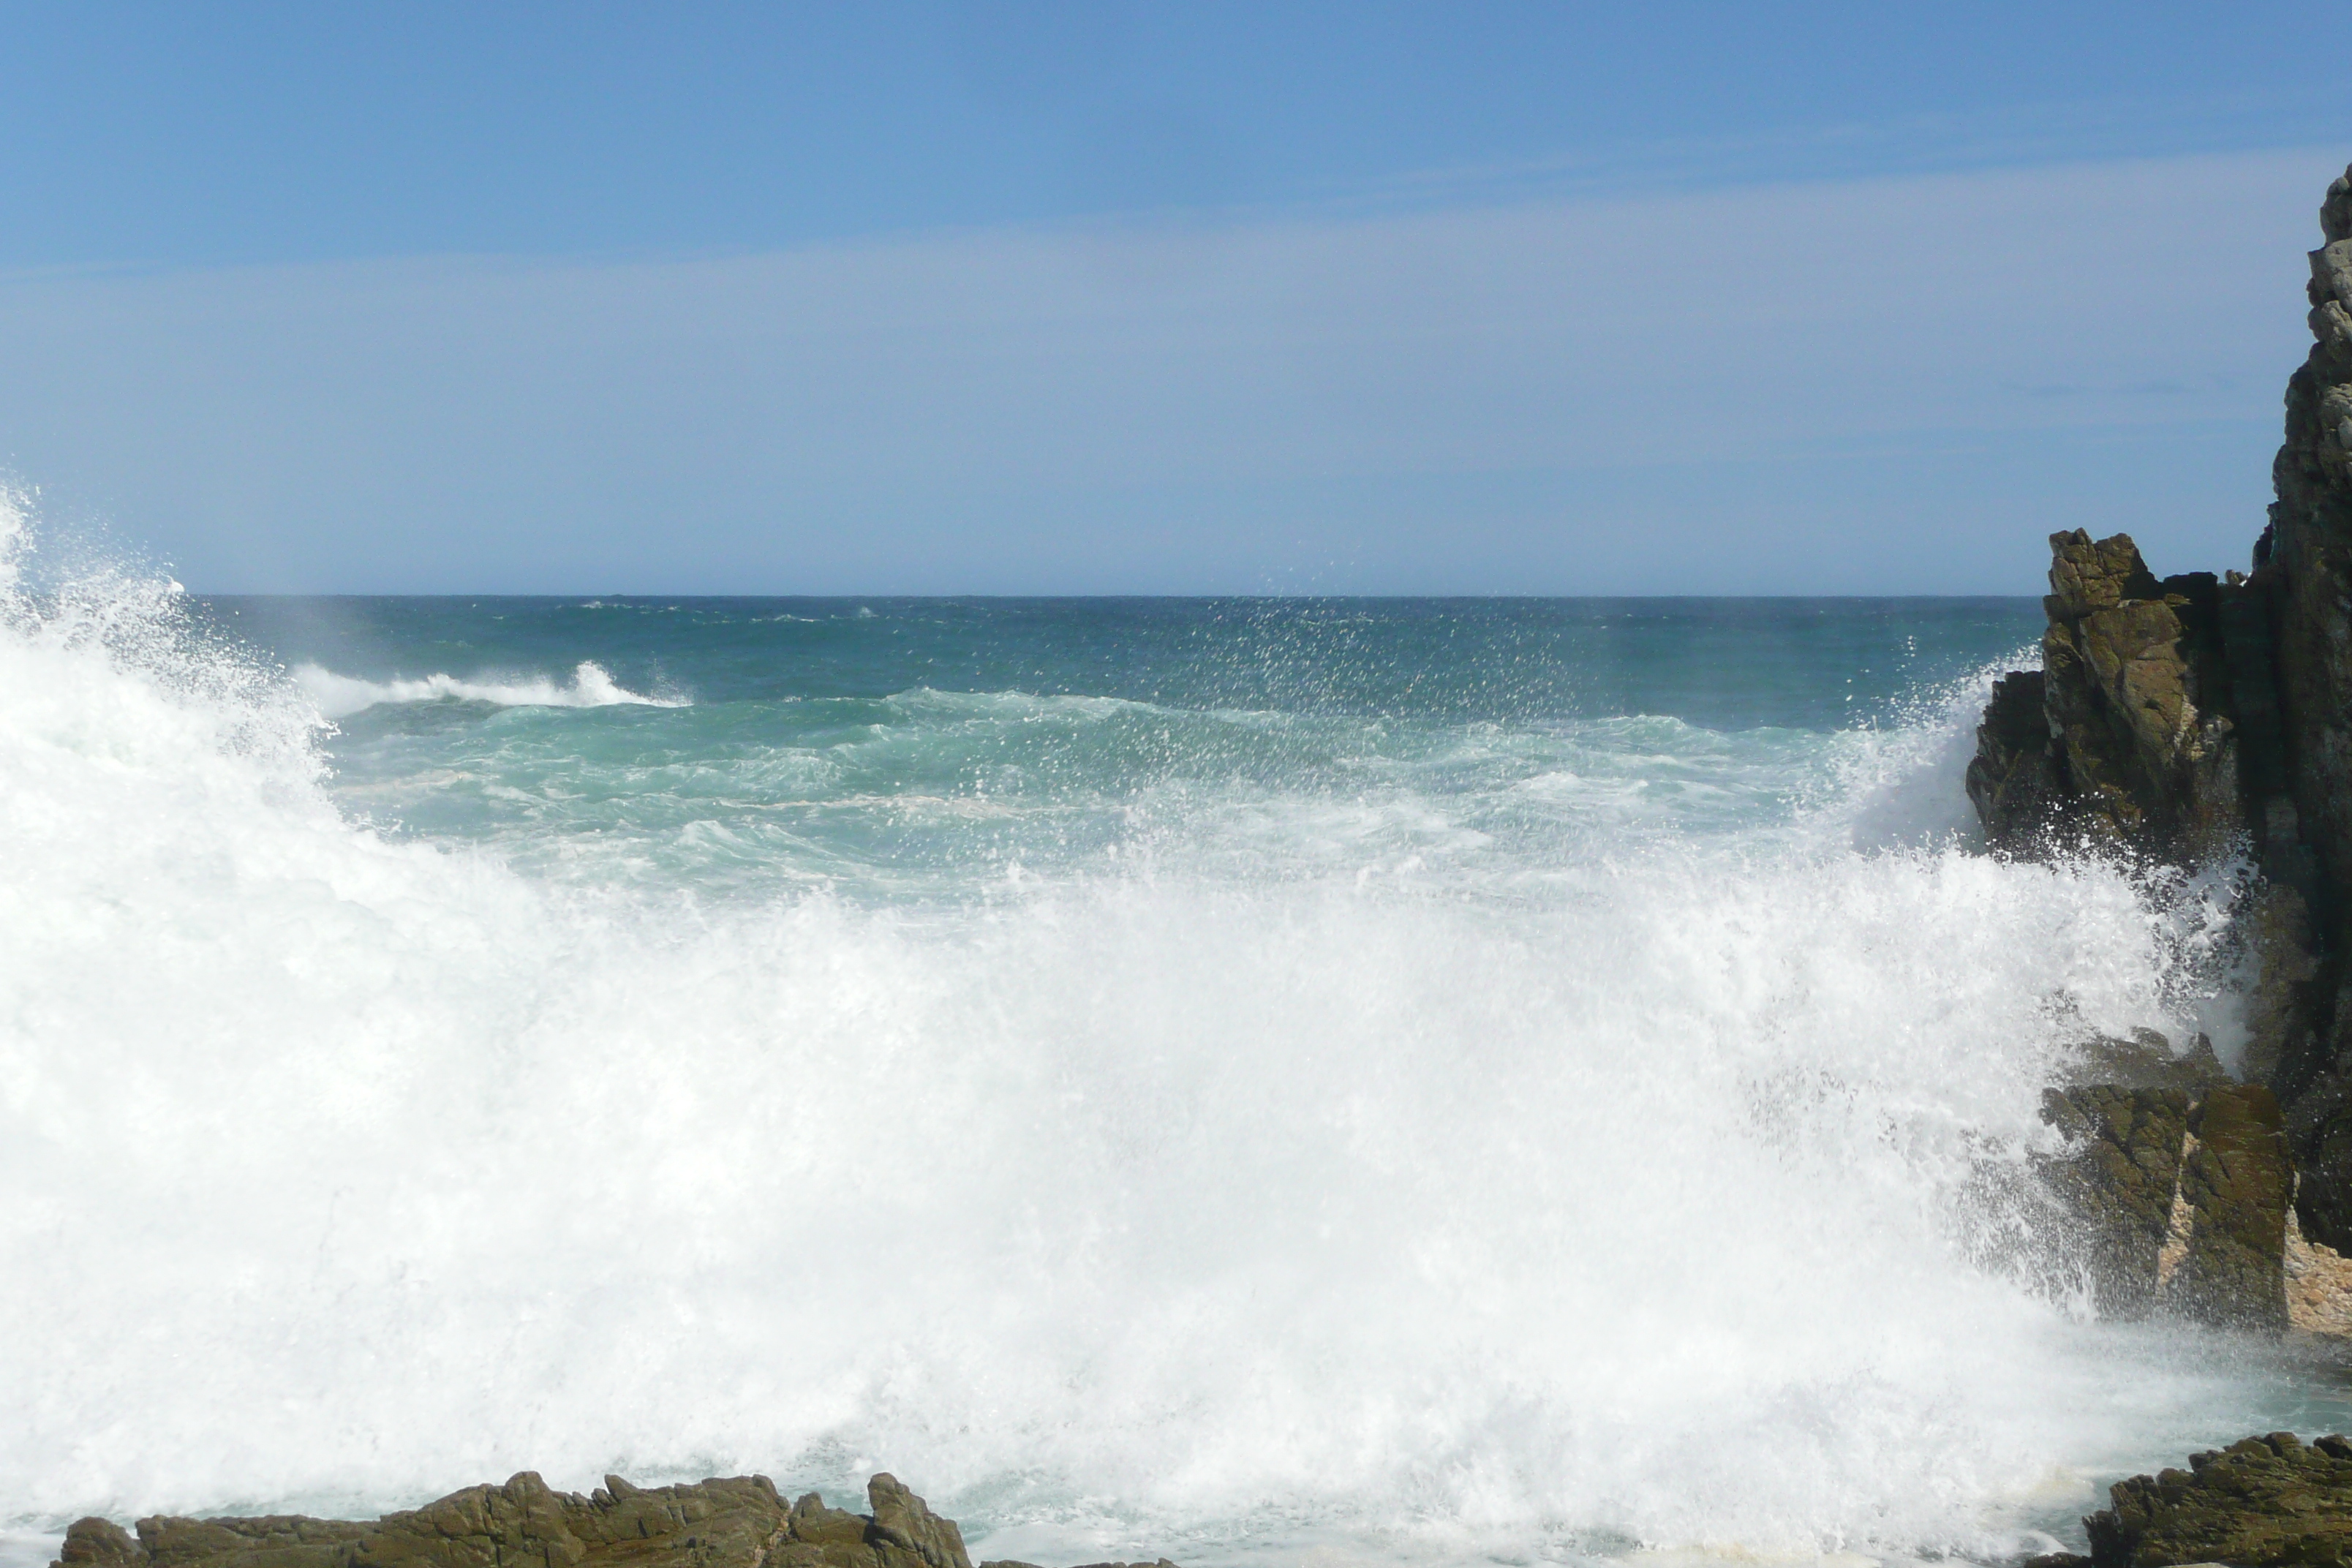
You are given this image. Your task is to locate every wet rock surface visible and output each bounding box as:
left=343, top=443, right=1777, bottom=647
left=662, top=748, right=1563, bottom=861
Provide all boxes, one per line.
left=1970, top=532, right=2246, bottom=861
left=1966, top=175, right=2352, bottom=1568
left=2035, top=1066, right=2300, bottom=1330
left=2084, top=1431, right=2352, bottom=1567
left=47, top=1475, right=1072, bottom=1568
left=1967, top=667, right=2063, bottom=848
left=2171, top=1085, right=2293, bottom=1333
left=2040, top=1084, right=2191, bottom=1319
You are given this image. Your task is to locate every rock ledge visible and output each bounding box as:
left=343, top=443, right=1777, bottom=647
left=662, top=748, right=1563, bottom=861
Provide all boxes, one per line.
left=48, top=1474, right=1140, bottom=1568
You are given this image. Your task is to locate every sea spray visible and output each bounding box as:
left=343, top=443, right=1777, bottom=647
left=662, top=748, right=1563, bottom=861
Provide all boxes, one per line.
left=0, top=504, right=2335, bottom=1563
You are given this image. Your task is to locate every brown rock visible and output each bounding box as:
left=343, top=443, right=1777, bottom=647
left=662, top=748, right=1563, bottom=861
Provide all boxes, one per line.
left=862, top=1476, right=969, bottom=1568
left=2066, top=1030, right=2230, bottom=1095
left=2040, top=1084, right=2193, bottom=1318
left=2039, top=534, right=2240, bottom=859
left=2266, top=165, right=2352, bottom=908
left=1967, top=169, right=2352, bottom=1286
left=2285, top=1205, right=2352, bottom=1336
left=52, top=1474, right=991, bottom=1568
left=57, top=1521, right=141, bottom=1568
left=1967, top=668, right=2067, bottom=851
left=2087, top=1431, right=2352, bottom=1567
left=2171, top=1085, right=2293, bottom=1333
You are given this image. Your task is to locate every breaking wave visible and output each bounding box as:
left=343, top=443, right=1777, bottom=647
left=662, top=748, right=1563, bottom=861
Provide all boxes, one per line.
left=0, top=492, right=2329, bottom=1566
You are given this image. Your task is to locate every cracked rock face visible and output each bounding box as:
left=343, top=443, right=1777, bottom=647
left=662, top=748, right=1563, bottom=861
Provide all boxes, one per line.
left=53, top=1474, right=979, bottom=1568
left=2037, top=1077, right=2291, bottom=1331
left=1968, top=531, right=2243, bottom=861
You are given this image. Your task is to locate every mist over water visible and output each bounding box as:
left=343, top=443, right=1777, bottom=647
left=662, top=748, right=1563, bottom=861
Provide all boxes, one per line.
left=3, top=497, right=2346, bottom=1564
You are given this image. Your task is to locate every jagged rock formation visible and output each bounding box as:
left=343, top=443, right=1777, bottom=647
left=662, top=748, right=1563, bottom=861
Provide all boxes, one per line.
left=2081, top=1432, right=2352, bottom=1568
left=2257, top=165, right=2352, bottom=1251
left=52, top=1474, right=1009, bottom=1568
left=1970, top=527, right=2323, bottom=1091
left=1970, top=166, right=2352, bottom=1321
left=2171, top=1085, right=2293, bottom=1333
left=1967, top=532, right=2243, bottom=860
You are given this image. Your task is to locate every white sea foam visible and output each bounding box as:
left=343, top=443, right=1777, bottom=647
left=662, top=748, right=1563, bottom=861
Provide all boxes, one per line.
left=293, top=660, right=684, bottom=717
left=0, top=497, right=2328, bottom=1563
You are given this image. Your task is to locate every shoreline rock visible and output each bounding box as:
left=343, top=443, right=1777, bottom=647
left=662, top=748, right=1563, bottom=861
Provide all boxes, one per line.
left=47, top=1474, right=1152, bottom=1568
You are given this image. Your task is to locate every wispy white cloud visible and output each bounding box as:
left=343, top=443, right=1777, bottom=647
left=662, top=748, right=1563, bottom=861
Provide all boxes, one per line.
left=0, top=146, right=2338, bottom=592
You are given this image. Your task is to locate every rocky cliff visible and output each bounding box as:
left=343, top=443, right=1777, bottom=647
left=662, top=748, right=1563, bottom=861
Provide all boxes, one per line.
left=2252, top=165, right=2352, bottom=1247
left=1968, top=164, right=2352, bottom=1318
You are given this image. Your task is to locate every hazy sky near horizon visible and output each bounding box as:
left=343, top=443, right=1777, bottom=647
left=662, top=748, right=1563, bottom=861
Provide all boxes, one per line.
left=1, top=4, right=2347, bottom=593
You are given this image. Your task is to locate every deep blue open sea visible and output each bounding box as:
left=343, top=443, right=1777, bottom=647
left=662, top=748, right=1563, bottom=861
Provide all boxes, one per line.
left=8, top=530, right=2349, bottom=1568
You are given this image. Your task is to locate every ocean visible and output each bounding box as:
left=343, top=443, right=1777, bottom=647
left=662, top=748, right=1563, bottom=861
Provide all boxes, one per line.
left=4, top=500, right=2348, bottom=1567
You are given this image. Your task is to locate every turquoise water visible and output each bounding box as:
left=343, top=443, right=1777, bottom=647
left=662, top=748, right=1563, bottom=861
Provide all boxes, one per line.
left=12, top=529, right=2349, bottom=1568
left=207, top=595, right=2041, bottom=895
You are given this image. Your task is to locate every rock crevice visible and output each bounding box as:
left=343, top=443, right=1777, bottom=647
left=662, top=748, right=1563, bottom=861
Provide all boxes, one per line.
left=2037, top=1076, right=2293, bottom=1331
left=2084, top=1431, right=2352, bottom=1568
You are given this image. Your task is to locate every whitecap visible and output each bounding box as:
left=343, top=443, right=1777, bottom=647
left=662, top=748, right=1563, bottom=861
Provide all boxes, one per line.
left=293, top=660, right=687, bottom=717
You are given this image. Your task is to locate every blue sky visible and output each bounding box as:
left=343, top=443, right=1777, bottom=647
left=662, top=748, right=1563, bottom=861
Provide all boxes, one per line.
left=0, top=3, right=2346, bottom=592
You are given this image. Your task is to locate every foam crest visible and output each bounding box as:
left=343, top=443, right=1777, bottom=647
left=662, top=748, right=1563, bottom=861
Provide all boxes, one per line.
left=0, top=513, right=2321, bottom=1564
left=293, top=660, right=684, bottom=717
